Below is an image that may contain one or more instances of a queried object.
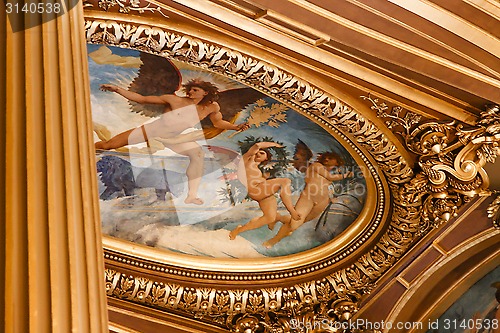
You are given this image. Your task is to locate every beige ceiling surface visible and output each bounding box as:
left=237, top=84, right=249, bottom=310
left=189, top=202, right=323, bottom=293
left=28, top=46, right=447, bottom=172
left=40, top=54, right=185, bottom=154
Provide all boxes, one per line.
left=164, top=0, right=499, bottom=118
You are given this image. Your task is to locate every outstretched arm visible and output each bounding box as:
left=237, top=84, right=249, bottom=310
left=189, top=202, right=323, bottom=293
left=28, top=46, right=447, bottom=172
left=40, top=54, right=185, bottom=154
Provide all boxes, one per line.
left=244, top=141, right=282, bottom=158
left=100, top=84, right=173, bottom=104
left=209, top=108, right=249, bottom=131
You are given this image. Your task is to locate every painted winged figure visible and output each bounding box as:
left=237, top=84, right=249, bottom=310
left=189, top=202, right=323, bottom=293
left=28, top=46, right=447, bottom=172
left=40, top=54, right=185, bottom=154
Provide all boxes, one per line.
left=263, top=139, right=354, bottom=248
left=291, top=139, right=313, bottom=173
left=206, top=138, right=355, bottom=246
left=94, top=52, right=265, bottom=205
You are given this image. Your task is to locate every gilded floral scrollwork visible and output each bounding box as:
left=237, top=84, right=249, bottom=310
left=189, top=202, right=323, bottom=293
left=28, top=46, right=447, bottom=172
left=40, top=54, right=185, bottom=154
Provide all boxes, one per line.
left=228, top=293, right=367, bottom=333
left=486, top=192, right=500, bottom=229
left=104, top=268, right=380, bottom=332
left=386, top=103, right=500, bottom=232
left=361, top=94, right=422, bottom=140
left=96, top=0, right=169, bottom=17
left=228, top=295, right=385, bottom=333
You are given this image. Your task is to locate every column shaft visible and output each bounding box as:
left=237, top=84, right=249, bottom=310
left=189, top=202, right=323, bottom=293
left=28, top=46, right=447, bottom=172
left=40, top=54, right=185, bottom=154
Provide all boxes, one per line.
left=2, top=2, right=108, bottom=332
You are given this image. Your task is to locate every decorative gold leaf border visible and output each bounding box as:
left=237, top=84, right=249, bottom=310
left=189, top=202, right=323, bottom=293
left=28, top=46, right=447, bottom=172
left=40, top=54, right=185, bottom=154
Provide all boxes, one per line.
left=84, top=14, right=426, bottom=329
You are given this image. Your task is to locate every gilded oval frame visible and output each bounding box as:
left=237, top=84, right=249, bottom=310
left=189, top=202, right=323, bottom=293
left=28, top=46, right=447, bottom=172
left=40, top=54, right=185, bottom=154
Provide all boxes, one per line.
left=84, top=10, right=417, bottom=322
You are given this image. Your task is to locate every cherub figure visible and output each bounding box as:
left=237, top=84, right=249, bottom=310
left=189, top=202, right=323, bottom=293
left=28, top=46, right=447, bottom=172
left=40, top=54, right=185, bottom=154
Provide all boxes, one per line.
left=96, top=79, right=249, bottom=205
left=229, top=141, right=301, bottom=240
left=94, top=52, right=264, bottom=205
left=263, top=147, right=352, bottom=248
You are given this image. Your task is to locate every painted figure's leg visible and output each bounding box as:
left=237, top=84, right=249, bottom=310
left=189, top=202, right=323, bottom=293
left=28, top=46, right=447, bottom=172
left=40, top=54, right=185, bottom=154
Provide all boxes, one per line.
left=168, top=142, right=205, bottom=205
left=257, top=178, right=301, bottom=220
left=269, top=212, right=290, bottom=230
left=95, top=128, right=136, bottom=150
left=95, top=119, right=165, bottom=150
left=229, top=196, right=277, bottom=239
left=262, top=221, right=292, bottom=248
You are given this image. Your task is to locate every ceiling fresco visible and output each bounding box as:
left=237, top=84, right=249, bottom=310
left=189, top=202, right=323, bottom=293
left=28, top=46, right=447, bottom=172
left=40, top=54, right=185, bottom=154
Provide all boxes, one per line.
left=89, top=45, right=368, bottom=258
left=426, top=266, right=499, bottom=333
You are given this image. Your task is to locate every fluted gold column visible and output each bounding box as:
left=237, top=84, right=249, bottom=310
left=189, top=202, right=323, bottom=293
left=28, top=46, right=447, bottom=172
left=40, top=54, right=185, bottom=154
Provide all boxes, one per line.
left=1, top=2, right=108, bottom=332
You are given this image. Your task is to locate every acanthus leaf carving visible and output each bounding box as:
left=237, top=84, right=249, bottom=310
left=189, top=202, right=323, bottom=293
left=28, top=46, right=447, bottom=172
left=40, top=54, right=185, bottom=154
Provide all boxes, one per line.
left=97, top=0, right=169, bottom=17
left=371, top=99, right=500, bottom=233
left=487, top=191, right=500, bottom=229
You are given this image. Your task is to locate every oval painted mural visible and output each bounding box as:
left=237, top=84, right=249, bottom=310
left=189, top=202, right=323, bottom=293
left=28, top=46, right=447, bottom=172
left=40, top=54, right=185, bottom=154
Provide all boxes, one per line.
left=89, top=44, right=367, bottom=258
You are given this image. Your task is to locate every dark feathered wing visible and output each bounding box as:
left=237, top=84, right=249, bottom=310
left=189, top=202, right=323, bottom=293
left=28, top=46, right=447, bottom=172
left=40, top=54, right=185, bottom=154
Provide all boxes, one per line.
left=128, top=52, right=182, bottom=117
left=292, top=139, right=313, bottom=173
left=200, top=88, right=266, bottom=139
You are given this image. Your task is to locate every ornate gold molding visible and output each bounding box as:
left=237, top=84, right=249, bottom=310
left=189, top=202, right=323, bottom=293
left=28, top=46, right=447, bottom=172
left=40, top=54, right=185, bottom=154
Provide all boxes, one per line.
left=84, top=12, right=499, bottom=332
left=86, top=0, right=169, bottom=17
left=105, top=268, right=380, bottom=333
left=362, top=94, right=423, bottom=140
left=366, top=96, right=500, bottom=232
left=397, top=104, right=500, bottom=232
left=487, top=194, right=500, bottom=229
